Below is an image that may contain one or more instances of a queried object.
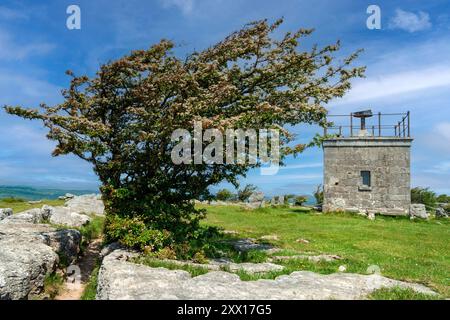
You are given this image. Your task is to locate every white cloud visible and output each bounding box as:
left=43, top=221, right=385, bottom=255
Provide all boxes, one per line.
left=427, top=122, right=450, bottom=154
left=35, top=175, right=98, bottom=184
left=331, top=37, right=450, bottom=105
left=0, top=30, right=54, bottom=61
left=0, top=6, right=28, bottom=20
left=389, top=9, right=432, bottom=32
left=342, top=65, right=450, bottom=103
left=0, top=124, right=52, bottom=149
left=417, top=122, right=450, bottom=168
left=160, top=0, right=194, bottom=15
left=412, top=172, right=450, bottom=190
left=0, top=125, right=99, bottom=189
left=434, top=122, right=450, bottom=142
left=436, top=162, right=450, bottom=172
left=425, top=161, right=450, bottom=174
left=0, top=70, right=61, bottom=106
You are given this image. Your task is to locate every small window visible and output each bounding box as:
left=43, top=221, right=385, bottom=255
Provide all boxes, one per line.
left=361, top=171, right=371, bottom=187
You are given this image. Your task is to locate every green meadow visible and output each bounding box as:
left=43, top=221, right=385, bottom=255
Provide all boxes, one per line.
left=201, top=205, right=450, bottom=297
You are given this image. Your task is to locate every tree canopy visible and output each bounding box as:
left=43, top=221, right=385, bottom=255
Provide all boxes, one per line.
left=411, top=187, right=437, bottom=210
left=4, top=19, right=364, bottom=248
left=216, top=189, right=235, bottom=202
left=237, top=184, right=258, bottom=202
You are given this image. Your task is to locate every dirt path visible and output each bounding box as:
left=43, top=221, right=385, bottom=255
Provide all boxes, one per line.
left=55, top=239, right=102, bottom=300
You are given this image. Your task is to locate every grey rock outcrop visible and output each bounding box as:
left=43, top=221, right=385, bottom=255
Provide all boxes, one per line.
left=58, top=193, right=75, bottom=200
left=96, top=249, right=436, bottom=300
left=409, top=204, right=429, bottom=219
left=435, top=207, right=448, bottom=218
left=43, top=229, right=81, bottom=263
left=248, top=192, right=264, bottom=203
left=65, top=194, right=104, bottom=215
left=43, top=205, right=90, bottom=228
left=28, top=200, right=42, bottom=204
left=231, top=238, right=278, bottom=253
left=2, top=205, right=90, bottom=228
left=366, top=210, right=376, bottom=220
left=213, top=261, right=283, bottom=274
left=0, top=194, right=98, bottom=299
left=100, top=242, right=126, bottom=258
left=1, top=208, right=46, bottom=224
left=270, top=196, right=286, bottom=206
left=246, top=192, right=265, bottom=209
left=0, top=222, right=81, bottom=299
left=260, top=235, right=279, bottom=241
left=145, top=258, right=284, bottom=274
left=0, top=235, right=57, bottom=300
left=0, top=208, right=13, bottom=221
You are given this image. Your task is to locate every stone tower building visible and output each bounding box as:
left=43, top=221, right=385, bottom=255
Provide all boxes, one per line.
left=322, top=110, right=412, bottom=215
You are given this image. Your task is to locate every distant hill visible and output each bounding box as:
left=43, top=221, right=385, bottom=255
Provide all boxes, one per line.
left=0, top=185, right=98, bottom=200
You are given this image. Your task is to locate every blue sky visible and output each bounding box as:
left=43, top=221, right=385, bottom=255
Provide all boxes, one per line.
left=0, top=0, right=449, bottom=196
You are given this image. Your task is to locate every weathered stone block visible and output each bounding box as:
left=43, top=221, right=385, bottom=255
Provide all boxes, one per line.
left=323, top=137, right=412, bottom=216
left=409, top=204, right=428, bottom=219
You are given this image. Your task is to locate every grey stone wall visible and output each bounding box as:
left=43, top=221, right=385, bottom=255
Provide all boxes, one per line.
left=323, top=137, right=413, bottom=215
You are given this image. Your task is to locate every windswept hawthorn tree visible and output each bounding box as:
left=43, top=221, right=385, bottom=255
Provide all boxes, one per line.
left=5, top=19, right=364, bottom=249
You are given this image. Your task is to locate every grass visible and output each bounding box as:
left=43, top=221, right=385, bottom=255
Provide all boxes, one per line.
left=134, top=252, right=354, bottom=282
left=79, top=215, right=105, bottom=249
left=43, top=273, right=64, bottom=299
left=227, top=257, right=354, bottom=281
left=200, top=205, right=450, bottom=297
left=81, top=264, right=100, bottom=300
left=0, top=197, right=26, bottom=203
left=234, top=249, right=268, bottom=263
left=369, top=287, right=443, bottom=300
left=4, top=196, right=448, bottom=298
left=201, top=237, right=270, bottom=263
left=0, top=198, right=65, bottom=213
left=234, top=269, right=287, bottom=281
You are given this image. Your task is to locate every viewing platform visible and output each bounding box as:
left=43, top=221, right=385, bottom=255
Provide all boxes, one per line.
left=324, top=110, right=411, bottom=139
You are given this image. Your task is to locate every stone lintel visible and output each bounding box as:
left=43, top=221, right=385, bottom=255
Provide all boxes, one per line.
left=323, top=137, right=413, bottom=148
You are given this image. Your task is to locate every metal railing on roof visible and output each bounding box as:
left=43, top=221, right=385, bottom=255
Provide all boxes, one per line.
left=324, top=111, right=411, bottom=138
